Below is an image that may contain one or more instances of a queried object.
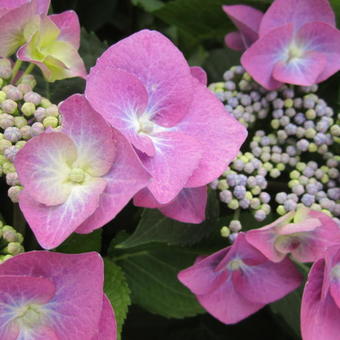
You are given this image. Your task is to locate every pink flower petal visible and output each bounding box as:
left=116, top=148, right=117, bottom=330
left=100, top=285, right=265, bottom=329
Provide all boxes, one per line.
left=134, top=186, right=208, bottom=223
left=36, top=0, right=50, bottom=14
left=273, top=51, right=326, bottom=86
left=92, top=295, right=117, bottom=340
left=301, top=257, right=340, bottom=340
left=190, top=66, right=207, bottom=85
left=0, top=0, right=37, bottom=56
left=296, top=22, right=340, bottom=83
left=139, top=131, right=202, bottom=204
left=14, top=132, right=77, bottom=206
left=159, top=186, right=208, bottom=223
left=233, top=256, right=302, bottom=304
left=259, top=0, right=336, bottom=36
left=0, top=251, right=105, bottom=340
left=49, top=10, right=80, bottom=49
left=224, top=32, right=245, bottom=51
left=178, top=247, right=230, bottom=296
left=19, top=176, right=106, bottom=249
left=222, top=5, right=263, bottom=49
left=85, top=67, right=156, bottom=156
left=241, top=24, right=294, bottom=90
left=197, top=278, right=264, bottom=324
left=178, top=78, right=247, bottom=187
left=59, top=94, right=116, bottom=177
left=75, top=130, right=150, bottom=234
left=88, top=29, right=193, bottom=127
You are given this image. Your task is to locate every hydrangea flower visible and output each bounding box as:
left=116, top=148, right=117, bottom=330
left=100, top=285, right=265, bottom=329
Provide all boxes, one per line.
left=86, top=29, right=247, bottom=209
left=17, top=11, right=87, bottom=81
left=241, top=0, right=340, bottom=89
left=14, top=94, right=150, bottom=249
left=0, top=251, right=116, bottom=340
left=222, top=5, right=263, bottom=51
left=246, top=206, right=340, bottom=263
left=301, top=245, right=340, bottom=340
left=0, top=0, right=50, bottom=57
left=178, top=232, right=302, bottom=324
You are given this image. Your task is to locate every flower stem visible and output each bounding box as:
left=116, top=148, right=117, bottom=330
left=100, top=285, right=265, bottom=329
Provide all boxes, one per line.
left=10, top=60, right=23, bottom=83
left=233, top=208, right=240, bottom=221
left=16, top=63, right=35, bottom=85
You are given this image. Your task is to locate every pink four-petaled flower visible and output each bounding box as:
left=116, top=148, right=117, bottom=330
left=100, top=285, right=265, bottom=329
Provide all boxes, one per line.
left=0, top=251, right=116, bottom=340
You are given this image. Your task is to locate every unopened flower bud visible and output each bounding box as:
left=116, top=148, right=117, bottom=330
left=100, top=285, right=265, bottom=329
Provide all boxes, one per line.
left=8, top=185, right=22, bottom=203
left=43, top=116, right=58, bottom=128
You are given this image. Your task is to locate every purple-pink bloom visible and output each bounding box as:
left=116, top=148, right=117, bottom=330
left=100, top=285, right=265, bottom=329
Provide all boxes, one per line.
left=222, top=5, right=263, bottom=51
left=86, top=29, right=247, bottom=208
left=246, top=206, right=340, bottom=263
left=241, top=0, right=340, bottom=89
left=301, top=245, right=340, bottom=340
left=178, top=232, right=302, bottom=324
left=14, top=94, right=150, bottom=249
left=0, top=251, right=116, bottom=340
left=0, top=0, right=50, bottom=57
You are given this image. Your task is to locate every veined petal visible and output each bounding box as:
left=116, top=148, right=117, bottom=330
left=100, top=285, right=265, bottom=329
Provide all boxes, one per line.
left=89, top=29, right=193, bottom=127
left=273, top=50, right=325, bottom=86
left=18, top=177, right=106, bottom=249
left=259, top=0, right=336, bottom=36
left=222, top=5, right=263, bottom=48
left=75, top=130, right=150, bottom=234
left=241, top=24, right=294, bottom=90
left=0, top=1, right=37, bottom=57
left=14, top=132, right=77, bottom=206
left=49, top=10, right=80, bottom=49
left=59, top=94, right=116, bottom=177
left=85, top=67, right=156, bottom=156
left=179, top=78, right=247, bottom=187
left=139, top=131, right=202, bottom=204
left=296, top=22, right=340, bottom=83
left=0, top=252, right=105, bottom=340
left=91, top=295, right=117, bottom=340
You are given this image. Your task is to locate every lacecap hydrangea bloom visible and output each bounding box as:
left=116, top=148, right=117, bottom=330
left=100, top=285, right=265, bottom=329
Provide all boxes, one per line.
left=0, top=251, right=116, bottom=340
left=241, top=0, right=340, bottom=89
left=85, top=29, right=247, bottom=223
left=14, top=94, right=150, bottom=249
left=301, top=245, right=340, bottom=340
left=178, top=232, right=302, bottom=324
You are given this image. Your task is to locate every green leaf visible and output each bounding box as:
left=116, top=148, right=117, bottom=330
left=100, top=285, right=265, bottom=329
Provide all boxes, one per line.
left=114, top=244, right=205, bottom=318
left=116, top=190, right=219, bottom=249
left=154, top=0, right=269, bottom=42
left=104, top=259, right=131, bottom=339
left=132, top=0, right=164, bottom=11
left=270, top=287, right=303, bottom=338
left=55, top=229, right=102, bottom=253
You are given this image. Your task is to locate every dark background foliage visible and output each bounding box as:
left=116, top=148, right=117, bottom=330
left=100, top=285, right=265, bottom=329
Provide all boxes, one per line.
left=1, top=1, right=339, bottom=339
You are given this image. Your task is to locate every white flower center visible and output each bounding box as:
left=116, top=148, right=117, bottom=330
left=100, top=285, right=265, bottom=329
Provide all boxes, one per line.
left=137, top=116, right=154, bottom=134
left=13, top=303, right=47, bottom=330
left=285, top=42, right=305, bottom=64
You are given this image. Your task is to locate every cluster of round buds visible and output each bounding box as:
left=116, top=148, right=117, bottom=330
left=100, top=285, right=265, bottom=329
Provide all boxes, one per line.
left=220, top=220, right=242, bottom=243
left=276, top=157, right=340, bottom=219
left=211, top=152, right=271, bottom=222
left=0, top=58, right=60, bottom=202
left=209, top=66, right=270, bottom=127
left=0, top=219, right=24, bottom=263
left=250, top=130, right=300, bottom=179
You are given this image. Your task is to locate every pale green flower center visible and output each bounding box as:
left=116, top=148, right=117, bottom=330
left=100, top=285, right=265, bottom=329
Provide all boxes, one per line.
left=68, top=167, right=86, bottom=184
left=14, top=303, right=46, bottom=330
left=286, top=43, right=305, bottom=63
left=227, top=258, right=245, bottom=271
left=331, top=264, right=340, bottom=280
left=137, top=116, right=154, bottom=134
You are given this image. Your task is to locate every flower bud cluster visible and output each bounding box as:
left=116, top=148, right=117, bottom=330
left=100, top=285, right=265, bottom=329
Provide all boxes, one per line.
left=0, top=219, right=24, bottom=263
left=210, top=65, right=339, bottom=224
left=0, top=59, right=60, bottom=202
left=211, top=152, right=271, bottom=222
